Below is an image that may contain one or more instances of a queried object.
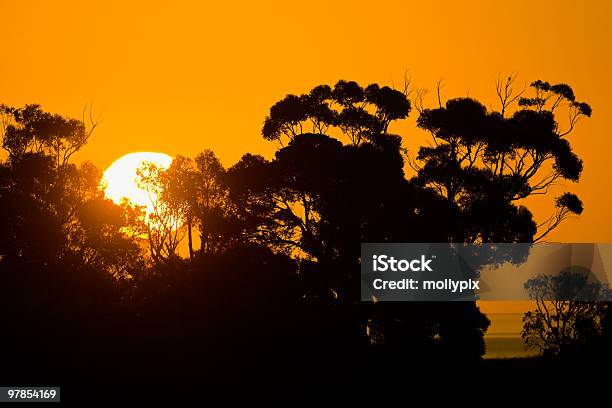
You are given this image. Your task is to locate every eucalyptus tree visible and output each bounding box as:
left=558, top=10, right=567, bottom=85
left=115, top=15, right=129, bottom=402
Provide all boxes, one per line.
left=414, top=77, right=591, bottom=243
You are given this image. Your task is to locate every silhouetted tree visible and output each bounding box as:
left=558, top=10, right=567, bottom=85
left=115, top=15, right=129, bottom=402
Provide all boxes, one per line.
left=0, top=103, right=139, bottom=275
left=136, top=161, right=187, bottom=265
left=262, top=80, right=411, bottom=146
left=193, top=150, right=232, bottom=254
left=0, top=105, right=139, bottom=393
left=238, top=80, right=490, bottom=359
left=159, top=155, right=198, bottom=261
left=74, top=196, right=146, bottom=279
left=0, top=76, right=599, bottom=400
left=522, top=266, right=611, bottom=356
left=414, top=76, right=590, bottom=243
left=0, top=103, right=99, bottom=170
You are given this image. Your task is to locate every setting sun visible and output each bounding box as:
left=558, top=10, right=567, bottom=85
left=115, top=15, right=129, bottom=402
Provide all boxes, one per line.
left=102, top=152, right=173, bottom=215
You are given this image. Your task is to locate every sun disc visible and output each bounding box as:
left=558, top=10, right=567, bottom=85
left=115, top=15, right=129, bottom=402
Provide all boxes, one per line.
left=102, top=152, right=173, bottom=215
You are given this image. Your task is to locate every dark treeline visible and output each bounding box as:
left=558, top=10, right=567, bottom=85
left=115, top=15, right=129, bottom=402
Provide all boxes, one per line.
left=1, top=78, right=610, bottom=401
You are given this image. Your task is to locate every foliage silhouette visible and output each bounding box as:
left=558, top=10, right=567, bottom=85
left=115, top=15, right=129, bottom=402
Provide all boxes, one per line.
left=522, top=266, right=611, bottom=357
left=0, top=76, right=603, bottom=400
left=262, top=80, right=410, bottom=145
left=414, top=77, right=589, bottom=243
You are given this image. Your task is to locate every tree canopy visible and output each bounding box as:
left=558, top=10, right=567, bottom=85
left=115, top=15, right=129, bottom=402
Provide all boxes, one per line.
left=0, top=77, right=603, bottom=396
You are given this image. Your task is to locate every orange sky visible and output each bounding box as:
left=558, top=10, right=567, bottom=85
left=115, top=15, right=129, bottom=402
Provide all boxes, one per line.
left=1, top=1, right=611, bottom=348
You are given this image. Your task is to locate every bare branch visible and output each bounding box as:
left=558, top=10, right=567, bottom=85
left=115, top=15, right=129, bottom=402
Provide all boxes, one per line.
left=436, top=78, right=445, bottom=108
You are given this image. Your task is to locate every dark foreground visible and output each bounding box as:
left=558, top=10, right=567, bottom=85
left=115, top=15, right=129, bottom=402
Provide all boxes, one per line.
left=2, top=341, right=608, bottom=406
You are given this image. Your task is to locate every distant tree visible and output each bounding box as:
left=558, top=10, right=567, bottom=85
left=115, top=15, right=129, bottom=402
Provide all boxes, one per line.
left=193, top=150, right=231, bottom=254
left=161, top=156, right=198, bottom=261
left=136, top=161, right=187, bottom=265
left=522, top=267, right=611, bottom=356
left=414, top=76, right=590, bottom=243
left=161, top=152, right=235, bottom=260
left=134, top=151, right=234, bottom=261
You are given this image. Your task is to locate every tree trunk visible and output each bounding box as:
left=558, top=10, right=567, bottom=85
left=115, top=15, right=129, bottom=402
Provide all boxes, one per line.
left=187, top=216, right=194, bottom=262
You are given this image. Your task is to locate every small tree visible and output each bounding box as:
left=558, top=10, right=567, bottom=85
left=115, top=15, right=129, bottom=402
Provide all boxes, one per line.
left=136, top=161, right=187, bottom=265
left=193, top=150, right=229, bottom=255
left=522, top=267, right=611, bottom=356
left=161, top=156, right=198, bottom=261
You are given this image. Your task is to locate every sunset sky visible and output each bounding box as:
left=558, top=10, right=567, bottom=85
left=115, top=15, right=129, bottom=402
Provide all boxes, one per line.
left=2, top=0, right=610, bottom=352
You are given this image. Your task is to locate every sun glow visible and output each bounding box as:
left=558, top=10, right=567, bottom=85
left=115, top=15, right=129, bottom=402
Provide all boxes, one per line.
left=102, top=152, right=173, bottom=215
